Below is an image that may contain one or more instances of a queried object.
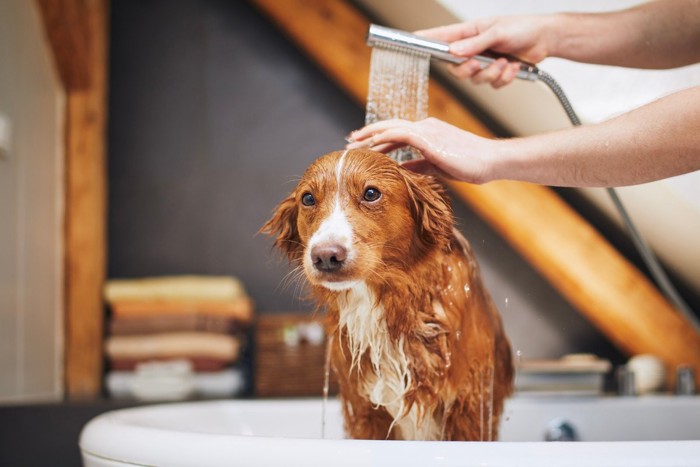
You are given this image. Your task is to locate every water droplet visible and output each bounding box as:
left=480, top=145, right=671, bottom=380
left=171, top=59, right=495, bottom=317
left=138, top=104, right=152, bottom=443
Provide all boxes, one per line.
left=463, top=284, right=470, bottom=293
left=504, top=297, right=509, bottom=307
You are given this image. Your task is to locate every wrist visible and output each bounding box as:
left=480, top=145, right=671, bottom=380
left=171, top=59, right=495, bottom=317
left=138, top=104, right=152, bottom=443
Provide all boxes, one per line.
left=487, top=134, right=558, bottom=185
left=545, top=13, right=577, bottom=59
left=484, top=138, right=522, bottom=183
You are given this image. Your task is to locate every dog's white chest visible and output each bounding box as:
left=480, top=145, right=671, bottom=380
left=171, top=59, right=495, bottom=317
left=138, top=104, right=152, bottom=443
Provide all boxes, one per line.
left=337, top=283, right=442, bottom=440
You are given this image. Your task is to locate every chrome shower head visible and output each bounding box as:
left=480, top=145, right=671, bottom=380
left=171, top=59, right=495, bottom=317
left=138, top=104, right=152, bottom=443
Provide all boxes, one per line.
left=366, top=24, right=539, bottom=81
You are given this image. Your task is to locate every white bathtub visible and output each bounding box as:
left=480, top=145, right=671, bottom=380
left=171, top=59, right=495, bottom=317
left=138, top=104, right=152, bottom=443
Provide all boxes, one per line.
left=80, top=395, right=700, bottom=467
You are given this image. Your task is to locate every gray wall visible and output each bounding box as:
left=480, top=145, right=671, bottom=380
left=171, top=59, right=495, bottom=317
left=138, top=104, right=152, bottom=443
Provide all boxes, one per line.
left=109, top=0, right=361, bottom=310
left=108, top=0, right=621, bottom=361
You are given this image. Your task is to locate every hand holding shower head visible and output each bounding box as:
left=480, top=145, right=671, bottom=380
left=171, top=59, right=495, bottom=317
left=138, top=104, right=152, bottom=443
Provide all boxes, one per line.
left=366, top=24, right=539, bottom=81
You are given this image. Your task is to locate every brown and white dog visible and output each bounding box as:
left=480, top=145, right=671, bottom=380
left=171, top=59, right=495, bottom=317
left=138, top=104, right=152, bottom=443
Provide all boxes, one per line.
left=262, top=149, right=513, bottom=441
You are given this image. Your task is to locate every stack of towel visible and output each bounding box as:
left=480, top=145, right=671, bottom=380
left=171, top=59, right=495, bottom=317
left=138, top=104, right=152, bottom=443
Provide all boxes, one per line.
left=104, top=275, right=253, bottom=401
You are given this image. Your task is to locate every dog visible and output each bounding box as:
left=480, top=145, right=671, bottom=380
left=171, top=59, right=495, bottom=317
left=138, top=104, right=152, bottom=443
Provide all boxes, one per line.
left=262, top=149, right=513, bottom=441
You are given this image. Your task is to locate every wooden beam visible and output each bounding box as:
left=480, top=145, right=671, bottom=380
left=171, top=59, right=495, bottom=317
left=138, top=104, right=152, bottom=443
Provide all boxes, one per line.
left=37, top=0, right=109, bottom=399
left=250, top=0, right=700, bottom=387
left=449, top=182, right=700, bottom=377
left=35, top=0, right=92, bottom=90
left=65, top=0, right=108, bottom=399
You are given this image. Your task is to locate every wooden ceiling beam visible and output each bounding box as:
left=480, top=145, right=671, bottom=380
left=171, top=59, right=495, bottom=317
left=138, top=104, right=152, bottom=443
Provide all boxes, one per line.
left=36, top=0, right=94, bottom=90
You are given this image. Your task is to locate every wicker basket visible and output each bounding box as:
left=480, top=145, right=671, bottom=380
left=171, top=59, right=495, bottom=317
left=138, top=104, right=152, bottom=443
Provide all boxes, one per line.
left=255, top=313, right=339, bottom=397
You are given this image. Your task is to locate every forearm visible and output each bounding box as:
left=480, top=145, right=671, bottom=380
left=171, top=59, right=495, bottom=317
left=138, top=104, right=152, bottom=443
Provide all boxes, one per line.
left=493, top=87, right=700, bottom=187
left=548, top=0, right=700, bottom=68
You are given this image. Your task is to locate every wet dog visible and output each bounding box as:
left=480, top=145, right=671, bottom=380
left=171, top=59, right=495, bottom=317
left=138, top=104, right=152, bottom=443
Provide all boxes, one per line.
left=262, top=149, right=513, bottom=440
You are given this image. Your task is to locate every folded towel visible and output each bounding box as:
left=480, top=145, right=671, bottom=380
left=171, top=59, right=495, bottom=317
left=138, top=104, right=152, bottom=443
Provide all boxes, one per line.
left=105, top=332, right=241, bottom=361
left=107, top=360, right=195, bottom=401
left=106, top=366, right=246, bottom=400
left=109, top=297, right=253, bottom=323
left=109, top=314, right=242, bottom=335
left=109, top=356, right=233, bottom=372
left=195, top=368, right=246, bottom=398
left=104, top=276, right=246, bottom=303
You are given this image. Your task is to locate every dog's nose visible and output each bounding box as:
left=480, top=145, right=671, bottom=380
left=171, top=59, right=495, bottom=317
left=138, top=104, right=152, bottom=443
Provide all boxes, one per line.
left=311, top=244, right=347, bottom=272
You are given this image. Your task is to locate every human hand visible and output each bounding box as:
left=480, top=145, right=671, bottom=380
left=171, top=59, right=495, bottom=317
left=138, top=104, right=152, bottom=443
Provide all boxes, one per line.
left=416, top=15, right=554, bottom=88
left=346, top=118, right=503, bottom=184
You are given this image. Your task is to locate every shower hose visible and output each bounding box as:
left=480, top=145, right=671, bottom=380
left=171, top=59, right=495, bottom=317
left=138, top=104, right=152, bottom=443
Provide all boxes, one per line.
left=536, top=69, right=699, bottom=331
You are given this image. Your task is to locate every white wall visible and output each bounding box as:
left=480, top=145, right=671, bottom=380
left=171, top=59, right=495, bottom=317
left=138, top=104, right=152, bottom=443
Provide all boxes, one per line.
left=0, top=0, right=65, bottom=403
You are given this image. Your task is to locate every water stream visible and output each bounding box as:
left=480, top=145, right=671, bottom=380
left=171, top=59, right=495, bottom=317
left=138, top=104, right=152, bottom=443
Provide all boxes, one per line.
left=321, top=334, right=334, bottom=439
left=365, top=44, right=430, bottom=162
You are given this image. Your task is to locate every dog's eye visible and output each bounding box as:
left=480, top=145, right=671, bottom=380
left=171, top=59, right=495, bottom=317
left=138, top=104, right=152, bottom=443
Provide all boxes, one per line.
left=301, top=192, right=315, bottom=206
left=363, top=187, right=381, bottom=202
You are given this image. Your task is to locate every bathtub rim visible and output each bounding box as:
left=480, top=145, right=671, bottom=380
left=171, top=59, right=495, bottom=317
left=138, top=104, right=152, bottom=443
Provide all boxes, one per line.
left=79, top=398, right=700, bottom=467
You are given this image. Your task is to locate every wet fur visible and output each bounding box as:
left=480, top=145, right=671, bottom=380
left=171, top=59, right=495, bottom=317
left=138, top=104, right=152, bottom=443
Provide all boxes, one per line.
left=262, top=149, right=513, bottom=440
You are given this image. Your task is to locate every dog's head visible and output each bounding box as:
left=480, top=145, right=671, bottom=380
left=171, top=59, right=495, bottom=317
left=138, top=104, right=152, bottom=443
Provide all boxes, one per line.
left=262, top=149, right=453, bottom=291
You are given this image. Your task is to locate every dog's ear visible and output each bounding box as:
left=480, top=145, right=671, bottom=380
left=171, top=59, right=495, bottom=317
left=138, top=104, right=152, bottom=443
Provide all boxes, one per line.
left=403, top=171, right=454, bottom=252
left=260, top=193, right=302, bottom=261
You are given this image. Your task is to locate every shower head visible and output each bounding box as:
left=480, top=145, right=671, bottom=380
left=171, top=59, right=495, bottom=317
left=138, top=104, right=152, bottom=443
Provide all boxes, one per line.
left=366, top=24, right=539, bottom=81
